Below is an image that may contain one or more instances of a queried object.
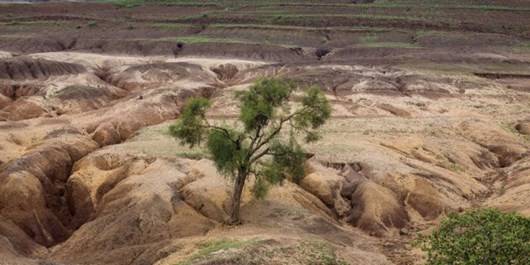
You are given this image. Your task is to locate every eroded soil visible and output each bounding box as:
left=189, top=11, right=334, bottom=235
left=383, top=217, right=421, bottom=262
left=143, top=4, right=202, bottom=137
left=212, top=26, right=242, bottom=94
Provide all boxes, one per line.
left=0, top=1, right=529, bottom=265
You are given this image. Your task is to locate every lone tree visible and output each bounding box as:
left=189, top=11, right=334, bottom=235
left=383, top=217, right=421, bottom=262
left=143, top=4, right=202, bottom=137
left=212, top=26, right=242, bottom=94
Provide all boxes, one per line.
left=169, top=78, right=331, bottom=224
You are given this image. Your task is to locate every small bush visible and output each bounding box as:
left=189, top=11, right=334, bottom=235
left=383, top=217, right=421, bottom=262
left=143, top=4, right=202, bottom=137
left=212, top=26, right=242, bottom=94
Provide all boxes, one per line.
left=175, top=151, right=207, bottom=160
left=315, top=48, right=331, bottom=59
left=417, top=208, right=530, bottom=265
left=177, top=239, right=258, bottom=265
left=87, top=21, right=97, bottom=28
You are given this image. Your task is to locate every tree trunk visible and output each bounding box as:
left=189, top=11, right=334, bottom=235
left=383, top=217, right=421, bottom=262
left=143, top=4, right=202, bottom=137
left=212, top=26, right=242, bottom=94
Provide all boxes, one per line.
left=228, top=170, right=247, bottom=225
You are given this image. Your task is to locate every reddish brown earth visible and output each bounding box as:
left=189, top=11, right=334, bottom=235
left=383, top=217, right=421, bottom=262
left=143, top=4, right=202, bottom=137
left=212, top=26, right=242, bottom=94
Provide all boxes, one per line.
left=0, top=1, right=529, bottom=265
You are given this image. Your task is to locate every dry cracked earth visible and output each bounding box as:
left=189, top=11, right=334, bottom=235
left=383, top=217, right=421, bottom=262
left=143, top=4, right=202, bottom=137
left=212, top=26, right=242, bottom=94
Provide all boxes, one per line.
left=0, top=0, right=529, bottom=265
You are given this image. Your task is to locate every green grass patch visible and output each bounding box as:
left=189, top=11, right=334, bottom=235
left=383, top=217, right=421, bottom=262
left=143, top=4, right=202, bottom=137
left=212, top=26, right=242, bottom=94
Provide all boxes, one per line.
left=171, top=35, right=253, bottom=44
left=175, top=150, right=209, bottom=160
left=297, top=240, right=348, bottom=265
left=92, top=0, right=530, bottom=11
left=359, top=34, right=378, bottom=43
left=1, top=20, right=69, bottom=27
left=176, top=239, right=259, bottom=265
left=415, top=30, right=445, bottom=38
left=149, top=23, right=193, bottom=29
left=174, top=238, right=348, bottom=265
left=210, top=23, right=397, bottom=34
left=358, top=41, right=421, bottom=49
left=98, top=0, right=222, bottom=8
left=256, top=12, right=431, bottom=22
left=372, top=0, right=530, bottom=11
left=356, top=32, right=422, bottom=49
left=513, top=41, right=530, bottom=53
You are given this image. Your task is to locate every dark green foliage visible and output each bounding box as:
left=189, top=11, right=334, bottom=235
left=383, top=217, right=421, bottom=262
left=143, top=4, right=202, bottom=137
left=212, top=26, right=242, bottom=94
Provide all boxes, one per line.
left=252, top=139, right=305, bottom=198
left=237, top=78, right=292, bottom=131
left=293, top=86, right=331, bottom=143
left=169, top=97, right=210, bottom=147
left=417, top=208, right=530, bottom=265
left=206, top=129, right=242, bottom=176
left=169, top=78, right=331, bottom=223
left=268, top=139, right=306, bottom=183
left=297, top=86, right=332, bottom=129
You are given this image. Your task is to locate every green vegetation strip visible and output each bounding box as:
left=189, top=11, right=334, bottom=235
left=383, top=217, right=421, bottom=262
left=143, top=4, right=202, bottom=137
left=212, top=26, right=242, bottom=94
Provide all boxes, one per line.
left=97, top=0, right=530, bottom=11
left=176, top=239, right=259, bottom=265
left=175, top=238, right=348, bottom=265
left=97, top=0, right=223, bottom=8
left=169, top=35, right=255, bottom=44
left=1, top=21, right=69, bottom=27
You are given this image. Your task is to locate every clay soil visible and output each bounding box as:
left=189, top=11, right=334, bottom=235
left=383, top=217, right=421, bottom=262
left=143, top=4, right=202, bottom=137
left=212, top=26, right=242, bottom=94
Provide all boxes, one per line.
left=0, top=1, right=529, bottom=265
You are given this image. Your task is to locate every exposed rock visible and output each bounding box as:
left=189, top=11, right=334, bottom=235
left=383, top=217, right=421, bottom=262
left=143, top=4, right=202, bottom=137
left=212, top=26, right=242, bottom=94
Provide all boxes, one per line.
left=50, top=158, right=217, bottom=265
left=347, top=181, right=409, bottom=237
left=301, top=161, right=351, bottom=217
left=0, top=98, right=47, bottom=121
left=108, top=62, right=216, bottom=91
left=403, top=176, right=446, bottom=220
left=48, top=85, right=126, bottom=114
left=0, top=83, right=42, bottom=99
left=84, top=89, right=184, bottom=146
left=459, top=120, right=527, bottom=167
left=378, top=103, right=411, bottom=117
left=486, top=156, right=530, bottom=216
left=211, top=63, right=239, bottom=82
left=66, top=152, right=148, bottom=228
left=0, top=134, right=98, bottom=247
left=515, top=121, right=530, bottom=135
left=0, top=94, right=12, bottom=109
left=0, top=57, right=85, bottom=80
left=0, top=48, right=528, bottom=265
left=179, top=160, right=233, bottom=223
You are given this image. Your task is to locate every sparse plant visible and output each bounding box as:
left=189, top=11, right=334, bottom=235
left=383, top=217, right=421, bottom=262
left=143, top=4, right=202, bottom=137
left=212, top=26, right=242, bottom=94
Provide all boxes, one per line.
left=87, top=21, right=98, bottom=28
left=177, top=239, right=259, bottom=265
left=175, top=151, right=207, bottom=160
left=299, top=240, right=349, bottom=265
left=169, top=78, right=331, bottom=224
left=417, top=208, right=530, bottom=265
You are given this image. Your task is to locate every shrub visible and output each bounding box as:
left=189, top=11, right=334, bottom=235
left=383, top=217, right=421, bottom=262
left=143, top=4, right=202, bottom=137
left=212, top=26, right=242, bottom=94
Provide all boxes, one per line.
left=417, top=208, right=530, bottom=265
left=87, top=21, right=97, bottom=28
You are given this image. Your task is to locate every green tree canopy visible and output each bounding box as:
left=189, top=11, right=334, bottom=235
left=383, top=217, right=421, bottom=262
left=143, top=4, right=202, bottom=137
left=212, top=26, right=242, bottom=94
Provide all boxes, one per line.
left=169, top=78, right=331, bottom=224
left=417, top=208, right=530, bottom=265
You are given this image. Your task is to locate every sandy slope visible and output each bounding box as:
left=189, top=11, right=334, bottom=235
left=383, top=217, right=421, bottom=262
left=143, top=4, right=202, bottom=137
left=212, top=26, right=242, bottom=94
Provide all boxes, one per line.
left=0, top=47, right=529, bottom=265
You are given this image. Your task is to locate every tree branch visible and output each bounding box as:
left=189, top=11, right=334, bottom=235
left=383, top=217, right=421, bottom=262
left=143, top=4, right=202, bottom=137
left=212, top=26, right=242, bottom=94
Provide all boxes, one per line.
left=250, top=107, right=309, bottom=155
left=250, top=147, right=270, bottom=163
left=248, top=123, right=264, bottom=154
left=201, top=121, right=240, bottom=146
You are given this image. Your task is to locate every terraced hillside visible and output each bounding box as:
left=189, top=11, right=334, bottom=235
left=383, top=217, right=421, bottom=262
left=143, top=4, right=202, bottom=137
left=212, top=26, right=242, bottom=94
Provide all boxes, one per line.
left=0, top=1, right=529, bottom=265
left=1, top=0, right=530, bottom=63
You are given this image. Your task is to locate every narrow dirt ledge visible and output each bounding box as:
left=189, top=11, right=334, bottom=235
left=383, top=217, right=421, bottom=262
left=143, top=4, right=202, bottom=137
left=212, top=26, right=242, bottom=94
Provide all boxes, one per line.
left=474, top=72, right=530, bottom=79
left=0, top=57, right=86, bottom=80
